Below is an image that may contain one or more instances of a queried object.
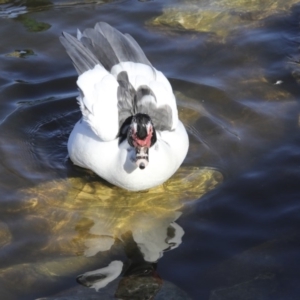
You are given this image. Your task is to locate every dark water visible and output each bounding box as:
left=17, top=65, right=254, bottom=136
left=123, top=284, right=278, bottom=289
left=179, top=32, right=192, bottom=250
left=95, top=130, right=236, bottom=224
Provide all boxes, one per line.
left=1, top=0, right=300, bottom=299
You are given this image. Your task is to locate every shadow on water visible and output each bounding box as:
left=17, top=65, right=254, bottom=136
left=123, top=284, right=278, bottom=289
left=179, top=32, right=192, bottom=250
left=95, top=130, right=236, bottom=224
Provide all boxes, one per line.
left=0, top=0, right=300, bottom=299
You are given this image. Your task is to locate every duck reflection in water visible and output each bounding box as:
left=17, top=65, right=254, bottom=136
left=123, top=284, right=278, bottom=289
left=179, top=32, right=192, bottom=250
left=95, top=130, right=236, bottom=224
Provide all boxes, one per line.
left=76, top=215, right=184, bottom=299
left=62, top=167, right=221, bottom=299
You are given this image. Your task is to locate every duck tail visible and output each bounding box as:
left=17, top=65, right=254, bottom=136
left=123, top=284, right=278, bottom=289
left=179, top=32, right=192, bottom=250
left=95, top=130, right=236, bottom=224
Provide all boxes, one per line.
left=60, top=22, right=152, bottom=75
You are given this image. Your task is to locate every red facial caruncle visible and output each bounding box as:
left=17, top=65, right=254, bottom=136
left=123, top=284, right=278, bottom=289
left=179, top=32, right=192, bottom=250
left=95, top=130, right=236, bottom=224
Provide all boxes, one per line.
left=132, top=125, right=153, bottom=148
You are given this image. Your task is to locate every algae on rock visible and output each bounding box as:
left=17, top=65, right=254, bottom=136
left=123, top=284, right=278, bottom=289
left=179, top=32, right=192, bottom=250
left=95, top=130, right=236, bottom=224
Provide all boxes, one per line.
left=149, top=0, right=300, bottom=39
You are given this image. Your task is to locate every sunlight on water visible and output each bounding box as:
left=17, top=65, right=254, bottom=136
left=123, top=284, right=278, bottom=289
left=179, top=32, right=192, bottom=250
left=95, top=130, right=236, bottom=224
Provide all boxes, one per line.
left=19, top=166, right=222, bottom=253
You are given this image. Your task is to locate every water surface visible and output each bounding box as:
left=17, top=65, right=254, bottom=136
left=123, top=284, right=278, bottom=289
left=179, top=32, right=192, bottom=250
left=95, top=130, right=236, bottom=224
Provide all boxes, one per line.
left=0, top=0, right=300, bottom=299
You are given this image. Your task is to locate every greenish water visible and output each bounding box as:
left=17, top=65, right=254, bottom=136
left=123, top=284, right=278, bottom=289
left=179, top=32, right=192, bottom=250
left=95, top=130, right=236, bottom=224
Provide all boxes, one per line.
left=0, top=0, right=300, bottom=299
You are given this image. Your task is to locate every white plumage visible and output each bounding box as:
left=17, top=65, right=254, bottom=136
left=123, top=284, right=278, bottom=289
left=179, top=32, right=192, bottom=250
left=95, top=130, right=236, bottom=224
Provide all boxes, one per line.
left=60, top=22, right=189, bottom=191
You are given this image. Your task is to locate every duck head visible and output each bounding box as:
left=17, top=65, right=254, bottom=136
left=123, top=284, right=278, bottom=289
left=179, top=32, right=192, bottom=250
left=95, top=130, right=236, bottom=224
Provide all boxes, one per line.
left=127, top=113, right=157, bottom=170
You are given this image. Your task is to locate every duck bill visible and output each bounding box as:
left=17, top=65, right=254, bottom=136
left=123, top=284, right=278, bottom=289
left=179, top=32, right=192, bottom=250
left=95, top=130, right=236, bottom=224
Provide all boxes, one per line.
left=135, top=146, right=149, bottom=170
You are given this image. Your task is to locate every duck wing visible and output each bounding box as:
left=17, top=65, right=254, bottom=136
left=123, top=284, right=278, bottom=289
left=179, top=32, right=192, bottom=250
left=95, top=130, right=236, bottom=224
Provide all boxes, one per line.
left=60, top=22, right=178, bottom=140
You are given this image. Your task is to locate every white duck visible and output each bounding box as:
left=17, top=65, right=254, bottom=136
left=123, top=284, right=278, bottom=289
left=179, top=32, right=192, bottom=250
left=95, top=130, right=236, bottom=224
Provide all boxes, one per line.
left=60, top=22, right=189, bottom=191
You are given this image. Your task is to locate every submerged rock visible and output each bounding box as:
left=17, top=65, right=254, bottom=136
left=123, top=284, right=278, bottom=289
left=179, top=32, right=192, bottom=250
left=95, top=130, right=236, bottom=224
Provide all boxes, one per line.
left=0, top=222, right=12, bottom=249
left=209, top=273, right=277, bottom=300
left=37, top=279, right=192, bottom=300
left=0, top=256, right=106, bottom=300
left=17, top=15, right=51, bottom=32
left=5, top=49, right=35, bottom=58
left=0, top=166, right=221, bottom=299
left=150, top=7, right=247, bottom=39
left=149, top=0, right=300, bottom=39
left=206, top=231, right=300, bottom=299
left=19, top=166, right=222, bottom=257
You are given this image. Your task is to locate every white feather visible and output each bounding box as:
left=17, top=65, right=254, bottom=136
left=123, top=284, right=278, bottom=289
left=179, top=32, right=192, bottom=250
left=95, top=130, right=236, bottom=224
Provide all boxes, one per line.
left=77, top=65, right=119, bottom=141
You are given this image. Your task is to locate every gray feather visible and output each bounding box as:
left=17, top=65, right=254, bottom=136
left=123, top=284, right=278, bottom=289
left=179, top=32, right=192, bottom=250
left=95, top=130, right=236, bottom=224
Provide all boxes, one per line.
left=80, top=28, right=119, bottom=70
left=151, top=105, right=173, bottom=131
left=117, top=81, right=172, bottom=131
left=124, top=33, right=153, bottom=67
left=94, top=22, right=153, bottom=67
left=138, top=103, right=173, bottom=131
left=136, top=85, right=157, bottom=104
left=117, top=71, right=136, bottom=127
left=60, top=32, right=100, bottom=75
left=135, top=86, right=172, bottom=130
left=61, top=22, right=154, bottom=74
